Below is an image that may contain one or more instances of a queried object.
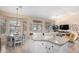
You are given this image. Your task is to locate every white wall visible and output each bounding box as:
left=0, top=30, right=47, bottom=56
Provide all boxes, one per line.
left=56, top=14, right=79, bottom=25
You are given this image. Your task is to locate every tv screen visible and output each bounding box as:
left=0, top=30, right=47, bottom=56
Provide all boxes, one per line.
left=60, top=25, right=69, bottom=30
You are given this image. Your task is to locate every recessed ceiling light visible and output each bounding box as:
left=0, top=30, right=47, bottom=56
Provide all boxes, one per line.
left=51, top=15, right=64, bottom=19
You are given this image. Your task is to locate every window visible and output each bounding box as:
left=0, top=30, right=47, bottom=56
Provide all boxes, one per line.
left=32, top=24, right=42, bottom=32
left=0, top=16, right=6, bottom=34
left=8, top=18, right=21, bottom=34
left=45, top=22, right=53, bottom=32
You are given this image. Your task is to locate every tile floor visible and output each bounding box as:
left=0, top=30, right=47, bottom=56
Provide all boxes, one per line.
left=1, top=39, right=79, bottom=53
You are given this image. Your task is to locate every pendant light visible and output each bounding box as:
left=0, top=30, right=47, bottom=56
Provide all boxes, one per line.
left=16, top=6, right=23, bottom=25
left=16, top=8, right=18, bottom=24
left=16, top=6, right=23, bottom=34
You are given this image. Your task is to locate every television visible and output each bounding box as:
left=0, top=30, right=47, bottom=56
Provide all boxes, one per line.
left=60, top=24, right=69, bottom=30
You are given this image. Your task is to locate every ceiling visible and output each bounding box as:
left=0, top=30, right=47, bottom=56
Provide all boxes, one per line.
left=0, top=6, right=79, bottom=19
